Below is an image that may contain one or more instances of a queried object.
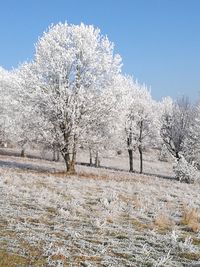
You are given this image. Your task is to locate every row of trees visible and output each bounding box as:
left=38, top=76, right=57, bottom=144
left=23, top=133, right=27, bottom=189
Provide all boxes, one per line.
left=0, top=23, right=199, bottom=181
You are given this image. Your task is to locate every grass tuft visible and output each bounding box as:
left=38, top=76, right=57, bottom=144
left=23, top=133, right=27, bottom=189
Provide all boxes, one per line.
left=181, top=207, right=200, bottom=232
left=154, top=213, right=175, bottom=231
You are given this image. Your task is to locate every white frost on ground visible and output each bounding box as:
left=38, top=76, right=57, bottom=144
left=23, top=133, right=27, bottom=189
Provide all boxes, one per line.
left=0, top=155, right=200, bottom=266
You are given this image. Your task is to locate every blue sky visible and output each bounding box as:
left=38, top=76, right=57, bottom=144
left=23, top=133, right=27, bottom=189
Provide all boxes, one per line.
left=0, top=0, right=200, bottom=100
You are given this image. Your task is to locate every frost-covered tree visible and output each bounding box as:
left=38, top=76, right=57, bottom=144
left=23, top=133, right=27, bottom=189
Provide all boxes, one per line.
left=160, top=96, right=192, bottom=160
left=125, top=84, right=158, bottom=173
left=159, top=143, right=170, bottom=162
left=10, top=63, right=44, bottom=156
left=113, top=75, right=158, bottom=173
left=0, top=67, right=9, bottom=146
left=0, top=67, right=19, bottom=147
left=108, top=75, right=136, bottom=171
left=32, top=22, right=122, bottom=173
left=183, top=102, right=200, bottom=165
left=173, top=155, right=199, bottom=183
left=82, top=80, right=123, bottom=166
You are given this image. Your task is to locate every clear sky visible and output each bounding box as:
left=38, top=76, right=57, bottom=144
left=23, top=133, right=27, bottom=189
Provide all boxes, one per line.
left=0, top=0, right=200, bottom=100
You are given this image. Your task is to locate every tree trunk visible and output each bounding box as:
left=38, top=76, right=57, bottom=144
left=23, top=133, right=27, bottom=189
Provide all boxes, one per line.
left=89, top=148, right=93, bottom=166
left=95, top=151, right=100, bottom=167
left=138, top=120, right=143, bottom=174
left=175, top=151, right=180, bottom=161
left=64, top=153, right=76, bottom=174
left=138, top=145, right=143, bottom=174
left=71, top=135, right=77, bottom=172
left=61, top=130, right=77, bottom=174
left=21, top=149, right=25, bottom=157
left=128, top=149, right=133, bottom=172
left=56, top=150, right=60, bottom=162
left=52, top=145, right=56, bottom=161
left=71, top=150, right=76, bottom=172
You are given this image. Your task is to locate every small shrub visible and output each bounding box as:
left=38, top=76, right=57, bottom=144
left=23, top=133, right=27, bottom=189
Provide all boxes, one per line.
left=173, top=156, right=199, bottom=183
left=159, top=144, right=169, bottom=162
left=181, top=207, right=200, bottom=232
left=154, top=213, right=174, bottom=231
left=117, top=150, right=122, bottom=155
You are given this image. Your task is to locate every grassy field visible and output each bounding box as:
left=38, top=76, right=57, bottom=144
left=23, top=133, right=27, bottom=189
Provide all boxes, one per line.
left=0, top=154, right=200, bottom=266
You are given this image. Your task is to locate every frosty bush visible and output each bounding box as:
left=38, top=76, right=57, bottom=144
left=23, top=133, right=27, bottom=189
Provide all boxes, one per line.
left=159, top=144, right=169, bottom=162
left=173, top=156, right=199, bottom=183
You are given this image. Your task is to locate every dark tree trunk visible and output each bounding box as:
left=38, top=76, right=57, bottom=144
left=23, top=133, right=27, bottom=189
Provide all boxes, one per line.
left=127, top=132, right=134, bottom=172
left=21, top=149, right=25, bottom=157
left=61, top=139, right=76, bottom=174
left=71, top=135, right=77, bottom=172
left=138, top=120, right=143, bottom=174
left=61, top=132, right=77, bottom=173
left=138, top=145, right=143, bottom=174
left=128, top=149, right=133, bottom=172
left=71, top=151, right=76, bottom=172
left=63, top=152, right=76, bottom=174
left=89, top=148, right=93, bottom=166
left=175, top=151, right=180, bottom=161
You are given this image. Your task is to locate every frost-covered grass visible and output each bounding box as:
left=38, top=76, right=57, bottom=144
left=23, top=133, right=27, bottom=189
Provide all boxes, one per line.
left=0, top=155, right=200, bottom=266
left=0, top=147, right=174, bottom=178
left=78, top=148, right=174, bottom=178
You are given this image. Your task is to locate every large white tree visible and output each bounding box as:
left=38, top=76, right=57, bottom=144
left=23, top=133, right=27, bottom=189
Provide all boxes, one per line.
left=32, top=22, right=122, bottom=173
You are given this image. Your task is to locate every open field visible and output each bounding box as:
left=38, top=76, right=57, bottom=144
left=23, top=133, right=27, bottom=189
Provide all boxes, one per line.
left=0, top=154, right=200, bottom=266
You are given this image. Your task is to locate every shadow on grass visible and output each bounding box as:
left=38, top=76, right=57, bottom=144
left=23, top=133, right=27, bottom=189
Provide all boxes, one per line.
left=77, top=162, right=176, bottom=181
left=0, top=159, right=56, bottom=173
left=0, top=148, right=52, bottom=161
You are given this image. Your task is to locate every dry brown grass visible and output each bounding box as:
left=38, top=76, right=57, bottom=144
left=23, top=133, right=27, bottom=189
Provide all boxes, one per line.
left=0, top=248, right=45, bottom=267
left=78, top=171, right=109, bottom=180
left=179, top=252, right=200, bottom=261
left=52, top=171, right=75, bottom=177
left=131, top=218, right=149, bottom=230
left=154, top=213, right=175, bottom=231
left=0, top=250, right=27, bottom=267
left=118, top=194, right=143, bottom=209
left=48, top=169, right=109, bottom=180
left=181, top=207, right=200, bottom=232
left=72, top=255, right=102, bottom=267
left=106, top=217, right=114, bottom=223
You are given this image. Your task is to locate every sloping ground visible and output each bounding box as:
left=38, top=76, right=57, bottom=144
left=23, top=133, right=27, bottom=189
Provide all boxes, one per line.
left=78, top=149, right=174, bottom=179
left=0, top=147, right=174, bottom=178
left=0, top=156, right=200, bottom=266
